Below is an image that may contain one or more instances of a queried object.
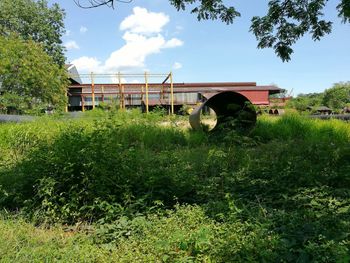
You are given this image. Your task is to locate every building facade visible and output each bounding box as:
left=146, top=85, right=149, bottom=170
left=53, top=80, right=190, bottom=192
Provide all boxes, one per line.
left=67, top=67, right=283, bottom=112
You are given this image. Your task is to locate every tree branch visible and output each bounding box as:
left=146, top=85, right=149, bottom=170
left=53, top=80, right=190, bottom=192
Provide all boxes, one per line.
left=73, top=0, right=133, bottom=9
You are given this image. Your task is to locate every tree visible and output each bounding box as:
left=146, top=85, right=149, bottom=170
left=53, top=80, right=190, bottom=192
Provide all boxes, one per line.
left=0, top=35, right=68, bottom=113
left=286, top=83, right=350, bottom=112
left=74, top=0, right=350, bottom=62
left=286, top=92, right=323, bottom=112
left=322, top=82, right=350, bottom=110
left=0, top=0, right=66, bottom=66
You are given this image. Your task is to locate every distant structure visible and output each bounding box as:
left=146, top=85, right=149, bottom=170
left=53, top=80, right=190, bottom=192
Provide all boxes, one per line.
left=66, top=65, right=284, bottom=113
left=315, top=106, right=332, bottom=115
left=66, top=64, right=82, bottom=84
left=342, top=106, right=350, bottom=114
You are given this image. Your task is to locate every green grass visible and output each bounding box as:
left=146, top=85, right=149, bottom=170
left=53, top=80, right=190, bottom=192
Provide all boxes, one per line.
left=0, top=214, right=119, bottom=262
left=254, top=113, right=350, bottom=144
left=0, top=111, right=349, bottom=262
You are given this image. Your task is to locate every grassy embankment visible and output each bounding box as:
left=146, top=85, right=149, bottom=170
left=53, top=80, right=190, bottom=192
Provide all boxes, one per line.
left=0, top=110, right=349, bottom=262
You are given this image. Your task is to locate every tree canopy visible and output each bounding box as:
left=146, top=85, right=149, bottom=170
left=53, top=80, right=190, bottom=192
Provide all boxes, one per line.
left=287, top=82, right=350, bottom=112
left=74, top=0, right=350, bottom=62
left=0, top=0, right=66, bottom=66
left=0, top=35, right=68, bottom=113
left=322, top=82, right=350, bottom=109
left=286, top=92, right=324, bottom=112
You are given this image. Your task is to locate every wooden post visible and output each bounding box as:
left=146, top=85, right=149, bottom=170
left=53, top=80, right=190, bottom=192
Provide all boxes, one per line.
left=81, top=95, right=85, bottom=112
left=122, top=85, right=125, bottom=109
left=118, top=72, right=123, bottom=110
left=170, top=71, right=174, bottom=115
left=145, top=72, right=149, bottom=114
left=91, top=72, right=95, bottom=110
left=65, top=91, right=68, bottom=113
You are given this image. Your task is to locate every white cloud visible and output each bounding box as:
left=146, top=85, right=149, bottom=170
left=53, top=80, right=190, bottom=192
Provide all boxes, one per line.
left=80, top=26, right=88, bottom=34
left=71, top=56, right=102, bottom=72
left=120, top=7, right=169, bottom=35
left=173, top=62, right=182, bottom=70
left=104, top=32, right=167, bottom=71
left=110, top=76, right=141, bottom=83
left=164, top=38, right=183, bottom=48
left=72, top=7, right=183, bottom=73
left=64, top=40, right=80, bottom=50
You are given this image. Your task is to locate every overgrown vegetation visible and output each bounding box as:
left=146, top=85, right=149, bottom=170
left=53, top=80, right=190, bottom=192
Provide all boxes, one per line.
left=287, top=82, right=350, bottom=113
left=0, top=111, right=349, bottom=262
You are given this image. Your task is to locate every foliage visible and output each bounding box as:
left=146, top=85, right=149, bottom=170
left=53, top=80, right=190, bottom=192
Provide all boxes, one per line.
left=96, top=99, right=120, bottom=112
left=287, top=82, right=350, bottom=112
left=0, top=35, right=68, bottom=113
left=0, top=112, right=350, bottom=261
left=0, top=93, right=28, bottom=114
left=0, top=0, right=66, bottom=66
left=252, top=0, right=349, bottom=61
left=322, top=82, right=350, bottom=110
left=94, top=204, right=281, bottom=262
left=179, top=104, right=193, bottom=115
left=286, top=92, right=324, bottom=112
left=150, top=105, right=167, bottom=116
left=169, top=0, right=240, bottom=24
left=78, top=0, right=350, bottom=61
left=251, top=0, right=333, bottom=62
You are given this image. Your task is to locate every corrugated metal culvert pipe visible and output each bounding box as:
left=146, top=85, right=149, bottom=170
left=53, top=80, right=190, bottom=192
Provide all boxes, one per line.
left=189, top=91, right=257, bottom=132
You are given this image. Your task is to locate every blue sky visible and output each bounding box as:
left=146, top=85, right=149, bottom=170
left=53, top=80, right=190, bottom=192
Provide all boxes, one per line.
left=55, top=0, right=350, bottom=95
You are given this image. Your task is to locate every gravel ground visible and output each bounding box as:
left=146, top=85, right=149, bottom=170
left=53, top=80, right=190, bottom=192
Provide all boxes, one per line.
left=0, top=114, right=35, bottom=123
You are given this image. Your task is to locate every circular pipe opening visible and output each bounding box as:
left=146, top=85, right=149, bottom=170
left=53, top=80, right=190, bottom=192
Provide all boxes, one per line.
left=189, top=91, right=257, bottom=132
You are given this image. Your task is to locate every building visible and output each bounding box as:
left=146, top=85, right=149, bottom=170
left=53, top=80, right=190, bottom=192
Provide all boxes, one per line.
left=66, top=67, right=284, bottom=112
